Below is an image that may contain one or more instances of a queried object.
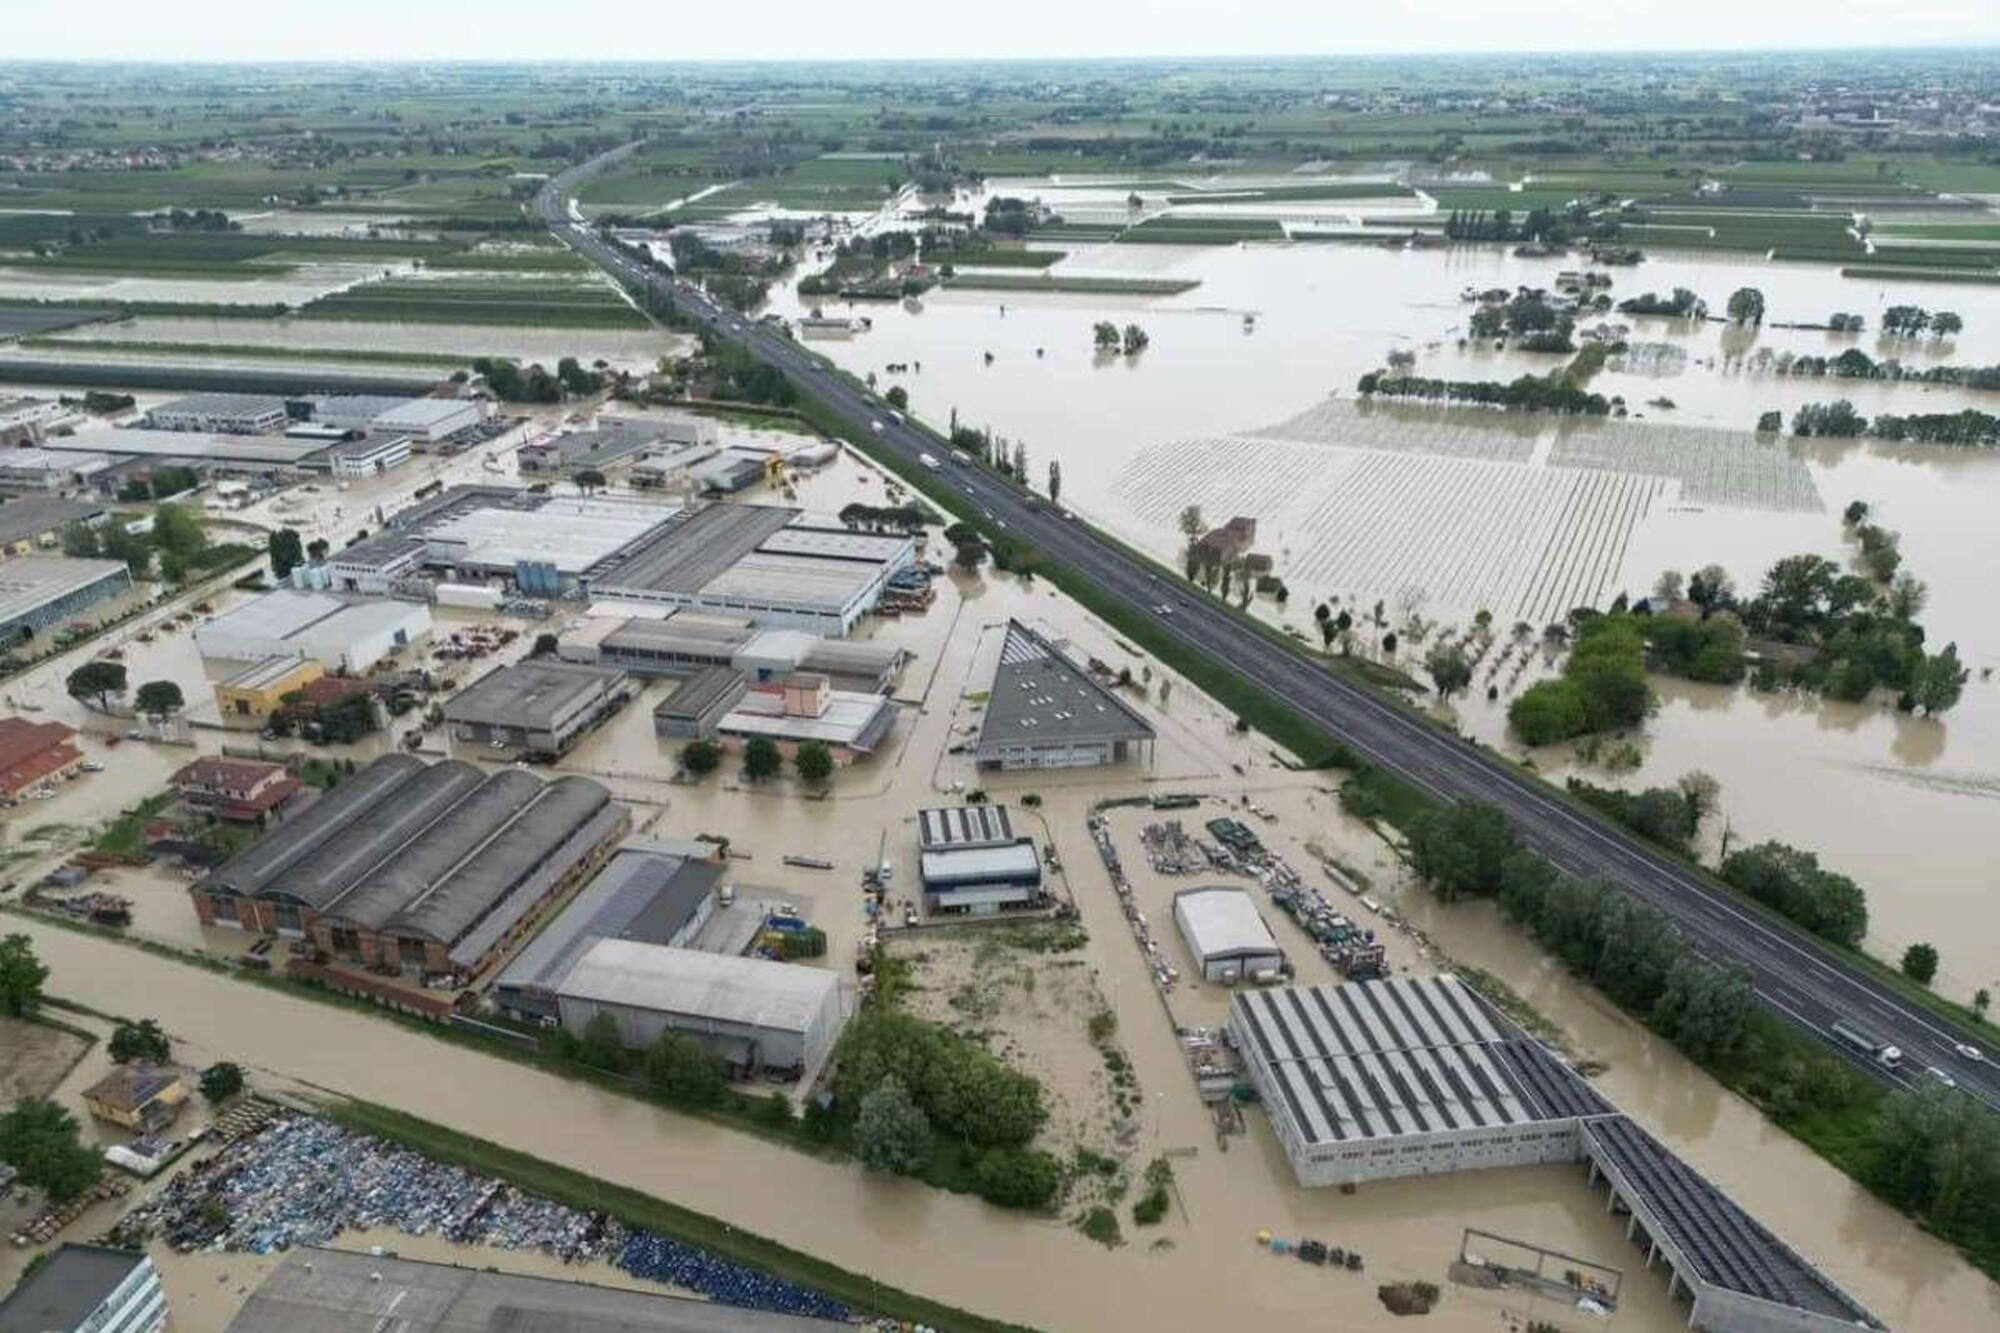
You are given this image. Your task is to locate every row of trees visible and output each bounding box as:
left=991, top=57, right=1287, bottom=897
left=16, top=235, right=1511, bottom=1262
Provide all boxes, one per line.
left=1718, top=842, right=1869, bottom=948
left=553, top=1015, right=730, bottom=1109
left=1881, top=305, right=1963, bottom=338
left=1401, top=803, right=1755, bottom=1062
left=1091, top=321, right=1149, bottom=355
left=1565, top=772, right=1716, bottom=853
left=1508, top=614, right=1651, bottom=745
left=1355, top=369, right=1612, bottom=416
left=65, top=660, right=185, bottom=722
left=1441, top=206, right=1604, bottom=245
left=472, top=355, right=604, bottom=404
left=1617, top=287, right=1705, bottom=318
left=1789, top=399, right=2000, bottom=447
left=679, top=737, right=834, bottom=786
left=1748, top=347, right=2000, bottom=391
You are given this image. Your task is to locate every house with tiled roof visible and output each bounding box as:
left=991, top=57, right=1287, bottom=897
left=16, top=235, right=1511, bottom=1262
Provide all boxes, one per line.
left=0, top=717, right=81, bottom=800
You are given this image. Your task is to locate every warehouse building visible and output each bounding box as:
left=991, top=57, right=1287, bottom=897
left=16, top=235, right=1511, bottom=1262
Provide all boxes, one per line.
left=717, top=672, right=896, bottom=760
left=652, top=665, right=749, bottom=739
left=145, top=393, right=289, bottom=435
left=326, top=534, right=429, bottom=594
left=555, top=937, right=842, bottom=1080
left=382, top=486, right=682, bottom=594
left=917, top=804, right=1044, bottom=915
left=0, top=556, right=133, bottom=645
left=975, top=620, right=1155, bottom=770
left=226, top=1246, right=849, bottom=1333
left=0, top=395, right=66, bottom=446
left=0, top=1244, right=168, bottom=1333
left=213, top=654, right=325, bottom=722
left=493, top=840, right=726, bottom=1022
left=517, top=415, right=712, bottom=478
left=192, top=755, right=626, bottom=978
left=306, top=431, right=413, bottom=478
left=0, top=448, right=115, bottom=494
left=0, top=497, right=108, bottom=559
left=444, top=659, right=630, bottom=757
left=586, top=504, right=913, bottom=635
left=1228, top=975, right=1883, bottom=1333
left=47, top=428, right=329, bottom=470
left=195, top=589, right=432, bottom=672
left=571, top=613, right=904, bottom=694
left=309, top=395, right=484, bottom=443
left=628, top=439, right=723, bottom=491
left=1173, top=887, right=1284, bottom=983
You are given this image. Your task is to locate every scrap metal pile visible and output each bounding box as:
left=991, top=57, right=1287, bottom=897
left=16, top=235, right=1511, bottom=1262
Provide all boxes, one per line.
left=116, top=1115, right=852, bottom=1322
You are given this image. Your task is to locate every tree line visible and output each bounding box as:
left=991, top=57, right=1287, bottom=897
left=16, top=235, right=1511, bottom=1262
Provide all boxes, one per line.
left=1356, top=369, right=1611, bottom=416
left=1790, top=399, right=2000, bottom=447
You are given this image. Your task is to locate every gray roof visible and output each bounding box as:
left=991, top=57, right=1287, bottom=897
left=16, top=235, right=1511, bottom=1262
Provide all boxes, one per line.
left=278, top=760, right=492, bottom=912
left=224, top=1246, right=849, bottom=1333
left=329, top=534, right=428, bottom=570
left=1174, top=886, right=1282, bottom=963
left=150, top=392, right=286, bottom=419
left=918, top=841, right=1042, bottom=889
left=559, top=938, right=837, bottom=1036
left=443, top=660, right=622, bottom=730
left=603, top=614, right=754, bottom=659
left=0, top=557, right=130, bottom=628
left=977, top=620, right=1154, bottom=753
left=653, top=665, right=748, bottom=720
left=330, top=769, right=547, bottom=931
left=497, top=847, right=724, bottom=998
left=1230, top=975, right=1569, bottom=1144
left=199, top=753, right=427, bottom=899
left=0, top=1244, right=147, bottom=1333
left=918, top=805, right=1016, bottom=850
left=0, top=497, right=103, bottom=547
left=1581, top=1115, right=1878, bottom=1323
left=587, top=504, right=798, bottom=594
left=521, top=420, right=672, bottom=470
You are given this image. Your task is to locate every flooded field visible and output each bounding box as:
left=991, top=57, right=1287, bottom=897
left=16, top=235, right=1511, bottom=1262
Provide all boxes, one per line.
left=0, top=260, right=408, bottom=308
left=45, top=313, right=691, bottom=369
left=774, top=229, right=2000, bottom=1001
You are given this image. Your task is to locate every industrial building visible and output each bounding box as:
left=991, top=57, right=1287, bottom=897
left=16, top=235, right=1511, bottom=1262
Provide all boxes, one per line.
left=652, top=665, right=749, bottom=739
left=144, top=393, right=289, bottom=435
left=0, top=1244, right=168, bottom=1333
left=309, top=394, right=484, bottom=443
left=494, top=840, right=726, bottom=1022
left=47, top=428, right=329, bottom=470
left=517, top=414, right=713, bottom=477
left=1229, top=975, right=1883, bottom=1333
left=444, top=659, right=630, bottom=757
left=917, top=804, right=1044, bottom=915
left=716, top=672, right=897, bottom=759
left=0, top=448, right=115, bottom=494
left=567, top=613, right=904, bottom=695
left=1173, top=887, right=1284, bottom=983
left=382, top=486, right=682, bottom=594
left=194, top=589, right=432, bottom=672
left=555, top=937, right=842, bottom=1080
left=192, top=755, right=626, bottom=978
left=0, top=718, right=83, bottom=801
left=0, top=497, right=107, bottom=558
left=326, top=534, right=429, bottom=594
left=224, top=1246, right=849, bottom=1333
left=587, top=504, right=913, bottom=635
left=213, top=654, right=325, bottom=721
left=628, top=439, right=724, bottom=491
left=975, top=620, right=1155, bottom=770
left=305, top=432, right=413, bottom=478
left=0, top=556, right=133, bottom=645
left=0, top=394, right=65, bottom=446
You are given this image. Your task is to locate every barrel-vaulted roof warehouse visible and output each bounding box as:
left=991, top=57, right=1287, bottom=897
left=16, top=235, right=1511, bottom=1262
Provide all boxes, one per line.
left=193, top=756, right=626, bottom=977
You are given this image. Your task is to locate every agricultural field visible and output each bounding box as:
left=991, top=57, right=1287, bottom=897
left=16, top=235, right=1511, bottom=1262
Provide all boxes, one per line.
left=944, top=272, right=1198, bottom=295
left=300, top=274, right=647, bottom=328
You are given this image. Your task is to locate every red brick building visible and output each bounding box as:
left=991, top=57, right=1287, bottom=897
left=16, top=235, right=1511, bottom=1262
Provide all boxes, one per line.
left=0, top=718, right=82, bottom=800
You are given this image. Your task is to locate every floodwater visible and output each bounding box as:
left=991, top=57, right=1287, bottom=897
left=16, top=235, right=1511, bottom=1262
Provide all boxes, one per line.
left=770, top=227, right=2000, bottom=1002
left=0, top=260, right=414, bottom=308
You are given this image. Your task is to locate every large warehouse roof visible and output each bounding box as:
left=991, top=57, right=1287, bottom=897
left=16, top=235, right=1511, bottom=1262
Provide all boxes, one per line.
left=0, top=557, right=129, bottom=627
left=50, top=428, right=326, bottom=465
left=200, top=753, right=425, bottom=898
left=919, top=840, right=1041, bottom=888
left=443, top=659, right=622, bottom=730
left=225, top=1246, right=850, bottom=1333
left=1230, top=975, right=1598, bottom=1144
left=496, top=844, right=724, bottom=998
left=0, top=497, right=105, bottom=547
left=1174, top=887, right=1281, bottom=963
left=588, top=504, right=798, bottom=593
left=560, top=938, right=837, bottom=1035
left=420, top=495, right=679, bottom=575
left=979, top=620, right=1154, bottom=753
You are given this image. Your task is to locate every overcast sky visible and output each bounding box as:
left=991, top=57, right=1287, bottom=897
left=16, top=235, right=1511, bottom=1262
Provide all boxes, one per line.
left=4, top=1, right=1995, bottom=63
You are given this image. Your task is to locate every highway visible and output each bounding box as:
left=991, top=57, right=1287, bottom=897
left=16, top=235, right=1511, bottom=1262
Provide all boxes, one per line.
left=536, top=151, right=1999, bottom=1112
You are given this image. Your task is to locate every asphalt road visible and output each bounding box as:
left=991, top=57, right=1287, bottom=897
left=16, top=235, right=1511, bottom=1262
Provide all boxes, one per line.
left=537, top=153, right=1998, bottom=1112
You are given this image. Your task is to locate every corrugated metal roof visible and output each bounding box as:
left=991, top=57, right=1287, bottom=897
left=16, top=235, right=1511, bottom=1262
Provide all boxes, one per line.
left=977, top=620, right=1154, bottom=754
left=918, top=841, right=1041, bottom=887
left=558, top=938, right=836, bottom=1035
left=496, top=849, right=723, bottom=997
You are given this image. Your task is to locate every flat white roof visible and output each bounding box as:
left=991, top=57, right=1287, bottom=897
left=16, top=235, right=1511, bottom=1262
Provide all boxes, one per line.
left=0, top=448, right=114, bottom=473
left=425, top=497, right=679, bottom=574
left=559, top=937, right=836, bottom=1035
left=1174, top=887, right=1281, bottom=962
left=376, top=398, right=478, bottom=428
left=701, top=553, right=879, bottom=612
left=720, top=689, right=895, bottom=750
left=0, top=557, right=128, bottom=625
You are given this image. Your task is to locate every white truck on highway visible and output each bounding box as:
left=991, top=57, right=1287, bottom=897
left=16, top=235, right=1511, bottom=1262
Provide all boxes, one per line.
left=919, top=452, right=940, bottom=470
left=1832, top=1019, right=1904, bottom=1069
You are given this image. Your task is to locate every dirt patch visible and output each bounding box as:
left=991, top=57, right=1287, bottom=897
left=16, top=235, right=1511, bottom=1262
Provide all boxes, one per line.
left=1378, top=1280, right=1443, bottom=1316
left=0, top=1016, right=92, bottom=1104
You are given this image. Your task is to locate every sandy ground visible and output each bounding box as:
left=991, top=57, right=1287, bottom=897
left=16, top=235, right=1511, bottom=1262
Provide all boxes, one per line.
left=0, top=1016, right=92, bottom=1104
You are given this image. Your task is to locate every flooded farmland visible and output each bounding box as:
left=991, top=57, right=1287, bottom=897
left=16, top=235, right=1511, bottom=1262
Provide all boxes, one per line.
left=773, top=226, right=2000, bottom=1000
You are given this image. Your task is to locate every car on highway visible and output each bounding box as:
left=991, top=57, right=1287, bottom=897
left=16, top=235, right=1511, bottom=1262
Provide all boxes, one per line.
left=1956, top=1042, right=1985, bottom=1061
left=1927, top=1067, right=1958, bottom=1088
left=1156, top=604, right=1174, bottom=616
left=870, top=420, right=884, bottom=433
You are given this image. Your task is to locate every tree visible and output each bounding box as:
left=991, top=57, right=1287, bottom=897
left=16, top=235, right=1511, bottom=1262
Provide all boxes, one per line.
left=854, top=1075, right=932, bottom=1175
left=1314, top=603, right=1334, bottom=650
left=573, top=468, right=606, bottom=495
left=884, top=385, right=909, bottom=411
left=577, top=1011, right=626, bottom=1071
left=742, top=736, right=781, bottom=782
left=107, top=1018, right=171, bottom=1065
left=101, top=525, right=151, bottom=579
left=1755, top=410, right=1783, bottom=434
left=0, top=934, right=48, bottom=1017
left=134, top=679, right=185, bottom=721
left=1929, top=311, right=1963, bottom=338
left=1902, top=943, right=1940, bottom=986
left=267, top=528, right=305, bottom=579
left=1047, top=459, right=1061, bottom=505
left=795, top=739, right=834, bottom=785
left=199, top=1062, right=245, bottom=1104
left=66, top=661, right=127, bottom=711
left=150, top=503, right=207, bottom=561
left=972, top=1146, right=1061, bottom=1208
left=1012, top=442, right=1027, bottom=482
left=1092, top=321, right=1120, bottom=351
left=1687, top=564, right=1735, bottom=616
left=1719, top=842, right=1868, bottom=947
left=1175, top=504, right=1205, bottom=555
left=680, top=739, right=721, bottom=776
left=0, top=1098, right=103, bottom=1203
left=642, top=1031, right=725, bottom=1106
left=1726, top=287, right=1765, bottom=325
left=1406, top=803, right=1521, bottom=902
left=60, top=522, right=101, bottom=558
left=1424, top=642, right=1471, bottom=698
left=953, top=538, right=986, bottom=570
left=532, top=632, right=560, bottom=657
left=1911, top=644, right=1968, bottom=716
left=1974, top=989, right=1990, bottom=1022
left=1121, top=323, right=1149, bottom=355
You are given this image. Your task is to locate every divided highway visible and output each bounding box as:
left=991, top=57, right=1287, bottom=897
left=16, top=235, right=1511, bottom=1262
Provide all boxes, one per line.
left=536, top=152, right=1998, bottom=1112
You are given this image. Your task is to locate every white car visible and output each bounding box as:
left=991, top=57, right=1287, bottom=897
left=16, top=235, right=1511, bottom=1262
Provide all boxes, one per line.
left=1926, top=1067, right=1957, bottom=1089
left=1954, top=1043, right=1984, bottom=1061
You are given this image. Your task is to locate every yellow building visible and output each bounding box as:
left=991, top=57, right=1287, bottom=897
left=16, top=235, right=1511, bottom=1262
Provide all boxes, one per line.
left=214, top=653, right=324, bottom=723
left=82, top=1063, right=188, bottom=1130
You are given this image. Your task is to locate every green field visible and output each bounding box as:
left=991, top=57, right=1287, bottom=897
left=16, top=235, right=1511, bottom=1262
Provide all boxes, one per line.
left=300, top=276, right=648, bottom=328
